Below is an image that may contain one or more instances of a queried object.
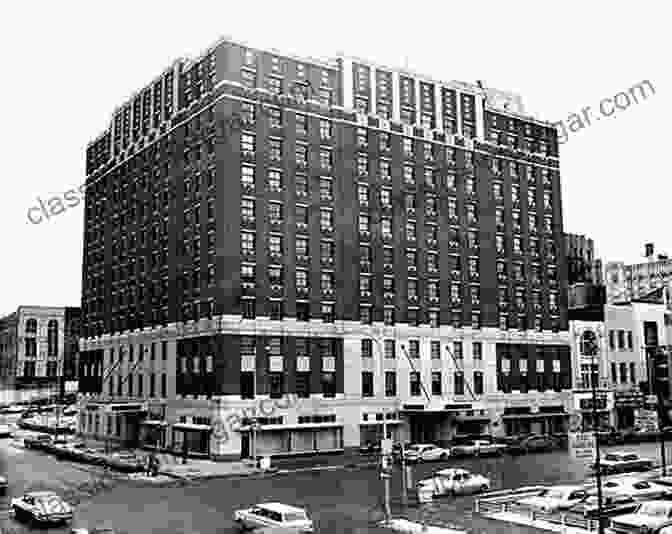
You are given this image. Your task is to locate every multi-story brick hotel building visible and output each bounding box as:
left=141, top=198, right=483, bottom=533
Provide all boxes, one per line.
left=79, top=35, right=572, bottom=459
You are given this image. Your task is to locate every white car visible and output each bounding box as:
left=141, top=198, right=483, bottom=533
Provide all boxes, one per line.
left=0, top=424, right=12, bottom=438
left=233, top=503, right=314, bottom=532
left=597, top=477, right=670, bottom=500
left=404, top=444, right=451, bottom=463
left=517, top=485, right=588, bottom=512
left=417, top=468, right=491, bottom=497
left=596, top=451, right=654, bottom=474
left=11, top=491, right=73, bottom=524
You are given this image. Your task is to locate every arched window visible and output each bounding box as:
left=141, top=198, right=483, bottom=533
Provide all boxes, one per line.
left=580, top=330, right=598, bottom=356
left=25, top=318, right=37, bottom=334
left=47, top=320, right=58, bottom=357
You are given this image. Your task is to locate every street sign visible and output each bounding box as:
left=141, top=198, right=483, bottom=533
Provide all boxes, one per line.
left=569, top=432, right=595, bottom=460
left=381, top=438, right=393, bottom=455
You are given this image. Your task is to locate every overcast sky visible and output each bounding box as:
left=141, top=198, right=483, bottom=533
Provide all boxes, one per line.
left=0, top=1, right=668, bottom=315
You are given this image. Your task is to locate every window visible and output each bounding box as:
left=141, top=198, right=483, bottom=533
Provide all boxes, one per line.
left=431, top=341, right=441, bottom=360
left=320, top=209, right=333, bottom=232
left=627, top=331, right=633, bottom=350
left=321, top=371, right=336, bottom=398
left=453, top=341, right=463, bottom=360
left=431, top=372, right=442, bottom=396
left=384, top=307, right=395, bottom=325
left=474, top=371, right=484, bottom=395
left=410, top=372, right=421, bottom=396
left=295, top=174, right=308, bottom=197
left=296, top=114, right=308, bottom=135
left=362, top=372, right=374, bottom=397
left=360, top=305, right=372, bottom=324
left=320, top=178, right=333, bottom=201
left=620, top=362, right=627, bottom=384
left=630, top=362, right=636, bottom=383
left=618, top=330, right=625, bottom=350
left=361, top=339, right=373, bottom=359
left=320, top=150, right=332, bottom=171
left=241, top=134, right=255, bottom=154
left=268, top=202, right=283, bottom=224
left=385, top=371, right=397, bottom=397
left=270, top=373, right=284, bottom=398
left=384, top=340, right=396, bottom=359
left=320, top=120, right=332, bottom=140
left=454, top=372, right=464, bottom=395
left=47, top=320, right=58, bottom=356
left=408, top=340, right=420, bottom=358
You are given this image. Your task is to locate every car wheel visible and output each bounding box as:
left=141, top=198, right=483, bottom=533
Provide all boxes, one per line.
left=481, top=484, right=489, bottom=493
left=13, top=506, right=22, bottom=522
left=441, top=453, right=448, bottom=460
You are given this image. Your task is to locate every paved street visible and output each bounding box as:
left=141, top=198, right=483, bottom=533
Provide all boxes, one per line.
left=3, top=435, right=672, bottom=533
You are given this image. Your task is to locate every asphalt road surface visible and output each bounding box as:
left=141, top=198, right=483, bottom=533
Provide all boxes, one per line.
left=2, top=431, right=672, bottom=533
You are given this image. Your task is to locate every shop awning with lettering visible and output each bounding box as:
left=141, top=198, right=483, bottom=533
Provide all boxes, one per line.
left=502, top=412, right=568, bottom=419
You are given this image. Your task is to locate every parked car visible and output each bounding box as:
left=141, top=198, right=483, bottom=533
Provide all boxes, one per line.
left=570, top=493, right=638, bottom=518
left=0, top=424, right=12, bottom=438
left=450, top=439, right=507, bottom=457
left=597, top=477, right=671, bottom=500
left=607, top=500, right=672, bottom=534
left=597, top=428, right=627, bottom=446
left=24, top=434, right=53, bottom=450
left=416, top=468, right=491, bottom=497
left=0, top=474, right=7, bottom=494
left=0, top=405, right=25, bottom=414
left=392, top=442, right=413, bottom=461
left=594, top=452, right=655, bottom=474
left=358, top=441, right=382, bottom=454
left=11, top=491, right=73, bottom=524
left=517, top=485, right=589, bottom=512
left=508, top=434, right=559, bottom=454
left=403, top=444, right=451, bottom=463
left=71, top=526, right=116, bottom=534
left=233, top=503, right=314, bottom=532
left=104, top=453, right=144, bottom=473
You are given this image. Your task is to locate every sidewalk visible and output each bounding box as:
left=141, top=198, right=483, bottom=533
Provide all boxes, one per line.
left=157, top=459, right=268, bottom=481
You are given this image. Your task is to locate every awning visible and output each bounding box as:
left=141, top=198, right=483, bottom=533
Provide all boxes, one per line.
left=142, top=420, right=168, bottom=427
left=238, top=423, right=343, bottom=431
left=455, top=416, right=491, bottom=423
left=173, top=423, right=212, bottom=431
left=359, top=420, right=403, bottom=426
left=502, top=412, right=568, bottom=419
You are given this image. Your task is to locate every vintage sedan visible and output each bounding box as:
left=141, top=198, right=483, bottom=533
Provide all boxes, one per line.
left=594, top=452, right=655, bottom=474
left=233, top=503, right=314, bottom=532
left=404, top=444, right=451, bottom=463
left=11, top=491, right=73, bottom=524
left=450, top=440, right=507, bottom=457
left=417, top=468, right=491, bottom=497
left=0, top=424, right=12, bottom=438
left=597, top=477, right=670, bottom=500
left=570, top=493, right=638, bottom=518
left=24, top=433, right=53, bottom=450
left=608, top=501, right=672, bottom=534
left=518, top=485, right=589, bottom=512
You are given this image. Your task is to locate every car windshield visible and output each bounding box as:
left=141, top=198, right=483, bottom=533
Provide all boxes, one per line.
left=407, top=445, right=422, bottom=452
left=284, top=512, right=308, bottom=522
left=638, top=502, right=672, bottom=517
left=604, top=454, right=623, bottom=461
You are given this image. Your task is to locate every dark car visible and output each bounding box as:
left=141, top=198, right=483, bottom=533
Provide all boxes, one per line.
left=596, top=428, right=626, bottom=445
left=24, top=434, right=54, bottom=450
left=359, top=441, right=382, bottom=455
left=507, top=434, right=559, bottom=454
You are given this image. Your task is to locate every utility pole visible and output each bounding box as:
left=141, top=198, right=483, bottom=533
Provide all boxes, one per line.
left=651, top=346, right=668, bottom=476
left=590, top=346, right=605, bottom=534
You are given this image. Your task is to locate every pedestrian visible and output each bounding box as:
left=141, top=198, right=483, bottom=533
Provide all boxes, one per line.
left=145, top=455, right=152, bottom=476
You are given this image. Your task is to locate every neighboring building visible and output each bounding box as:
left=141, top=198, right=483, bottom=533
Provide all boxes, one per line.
left=566, top=233, right=603, bottom=286
left=606, top=243, right=672, bottom=307
left=0, top=306, right=80, bottom=404
left=78, top=35, right=570, bottom=459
